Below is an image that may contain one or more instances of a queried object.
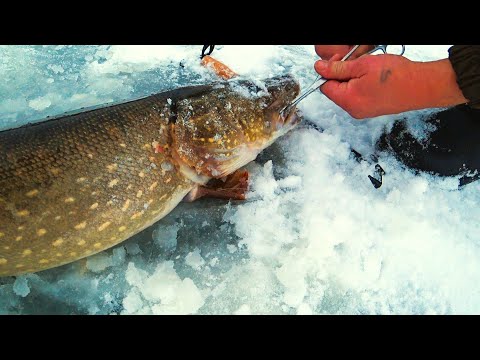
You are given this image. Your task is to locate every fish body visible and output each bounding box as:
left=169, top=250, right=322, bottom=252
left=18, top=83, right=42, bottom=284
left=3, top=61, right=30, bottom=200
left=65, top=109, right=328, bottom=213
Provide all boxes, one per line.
left=0, top=75, right=300, bottom=276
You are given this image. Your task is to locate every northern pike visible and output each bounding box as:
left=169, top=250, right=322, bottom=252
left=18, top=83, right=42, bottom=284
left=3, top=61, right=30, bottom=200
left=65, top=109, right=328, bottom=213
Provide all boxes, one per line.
left=0, top=75, right=300, bottom=276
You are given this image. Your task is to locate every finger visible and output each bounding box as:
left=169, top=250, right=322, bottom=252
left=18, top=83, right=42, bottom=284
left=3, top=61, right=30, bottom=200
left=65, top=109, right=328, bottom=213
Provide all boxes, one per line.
left=314, top=59, right=359, bottom=81
left=348, top=45, right=376, bottom=59
left=329, top=54, right=343, bottom=62
left=315, top=45, right=351, bottom=60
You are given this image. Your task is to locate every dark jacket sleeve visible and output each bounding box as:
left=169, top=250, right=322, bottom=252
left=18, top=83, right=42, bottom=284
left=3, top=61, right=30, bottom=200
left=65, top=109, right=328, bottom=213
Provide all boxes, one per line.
left=448, top=45, right=480, bottom=108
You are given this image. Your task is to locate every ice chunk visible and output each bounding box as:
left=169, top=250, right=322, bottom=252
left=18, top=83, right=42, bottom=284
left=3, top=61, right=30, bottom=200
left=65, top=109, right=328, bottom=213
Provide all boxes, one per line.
left=185, top=248, right=205, bottom=270
left=13, top=277, right=30, bottom=297
left=28, top=96, right=52, bottom=111
left=122, top=261, right=204, bottom=315
left=125, top=262, right=148, bottom=286
left=226, top=244, right=237, bottom=254
left=125, top=242, right=142, bottom=256
left=209, top=257, right=219, bottom=267
left=152, top=223, right=180, bottom=255
left=123, top=289, right=144, bottom=314
left=86, top=253, right=112, bottom=273
left=112, top=247, right=127, bottom=266
left=47, top=64, right=65, bottom=74
left=277, top=176, right=302, bottom=190
left=104, top=293, right=113, bottom=303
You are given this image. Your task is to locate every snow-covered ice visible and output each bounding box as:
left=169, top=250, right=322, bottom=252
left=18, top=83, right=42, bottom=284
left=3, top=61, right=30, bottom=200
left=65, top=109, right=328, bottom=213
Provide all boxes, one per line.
left=1, top=45, right=478, bottom=315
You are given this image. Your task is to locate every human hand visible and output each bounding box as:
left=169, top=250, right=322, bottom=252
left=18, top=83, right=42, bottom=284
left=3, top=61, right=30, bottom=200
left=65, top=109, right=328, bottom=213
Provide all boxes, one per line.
left=314, top=45, right=375, bottom=61
left=314, top=55, right=467, bottom=119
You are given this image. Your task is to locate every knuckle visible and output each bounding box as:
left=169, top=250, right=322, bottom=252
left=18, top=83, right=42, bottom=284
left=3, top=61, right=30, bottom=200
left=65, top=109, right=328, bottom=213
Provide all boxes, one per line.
left=337, top=61, right=346, bottom=72
left=329, top=61, right=343, bottom=75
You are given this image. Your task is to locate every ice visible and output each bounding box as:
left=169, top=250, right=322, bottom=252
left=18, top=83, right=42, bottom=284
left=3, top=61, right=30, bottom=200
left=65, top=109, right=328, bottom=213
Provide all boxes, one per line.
left=123, top=288, right=143, bottom=314
left=233, top=304, right=251, bottom=315
left=112, top=247, right=127, bottom=266
left=152, top=223, right=180, bottom=255
left=277, top=176, right=302, bottom=190
left=86, top=253, right=113, bottom=273
left=185, top=248, right=206, bottom=270
left=47, top=64, right=65, bottom=74
left=3, top=45, right=479, bottom=315
left=28, top=95, right=52, bottom=111
left=13, top=277, right=30, bottom=297
left=297, top=303, right=313, bottom=315
left=125, top=243, right=142, bottom=256
left=122, top=262, right=204, bottom=315
left=86, top=246, right=127, bottom=272
left=226, top=245, right=237, bottom=254
left=209, top=257, right=219, bottom=267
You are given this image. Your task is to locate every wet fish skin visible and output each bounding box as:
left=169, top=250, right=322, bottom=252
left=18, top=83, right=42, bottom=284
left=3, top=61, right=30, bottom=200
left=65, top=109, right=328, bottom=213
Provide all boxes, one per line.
left=0, top=75, right=300, bottom=276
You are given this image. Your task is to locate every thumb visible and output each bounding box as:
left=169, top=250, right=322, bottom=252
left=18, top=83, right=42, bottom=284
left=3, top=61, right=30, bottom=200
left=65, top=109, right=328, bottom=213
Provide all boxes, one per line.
left=314, top=59, right=358, bottom=81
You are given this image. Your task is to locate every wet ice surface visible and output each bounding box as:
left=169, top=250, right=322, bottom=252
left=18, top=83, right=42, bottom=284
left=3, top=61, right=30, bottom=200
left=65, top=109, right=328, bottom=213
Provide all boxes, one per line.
left=2, top=45, right=480, bottom=315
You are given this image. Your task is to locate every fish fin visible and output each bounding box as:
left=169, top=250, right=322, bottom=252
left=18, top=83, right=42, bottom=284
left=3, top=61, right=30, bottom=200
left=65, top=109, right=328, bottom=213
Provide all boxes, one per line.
left=208, top=145, right=257, bottom=178
left=201, top=55, right=237, bottom=80
left=183, top=169, right=249, bottom=202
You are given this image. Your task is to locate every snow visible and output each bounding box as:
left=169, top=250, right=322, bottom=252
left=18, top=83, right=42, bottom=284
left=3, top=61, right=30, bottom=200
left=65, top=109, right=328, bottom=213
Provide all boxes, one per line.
left=233, top=304, right=251, bottom=315
left=122, top=262, right=204, bottom=315
left=2, top=45, right=478, bottom=315
left=297, top=303, right=313, bottom=315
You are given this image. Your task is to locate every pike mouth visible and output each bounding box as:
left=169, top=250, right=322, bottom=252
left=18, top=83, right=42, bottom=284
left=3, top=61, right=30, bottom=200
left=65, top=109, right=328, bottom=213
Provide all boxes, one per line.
left=270, top=104, right=301, bottom=131
left=266, top=83, right=301, bottom=131
left=283, top=106, right=301, bottom=127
